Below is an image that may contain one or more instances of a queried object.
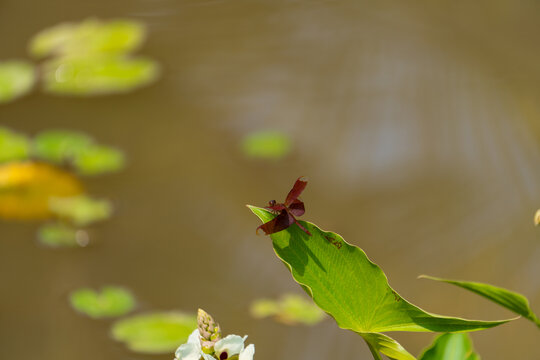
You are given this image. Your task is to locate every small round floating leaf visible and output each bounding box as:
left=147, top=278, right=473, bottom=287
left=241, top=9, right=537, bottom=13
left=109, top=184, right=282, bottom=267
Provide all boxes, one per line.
left=0, top=127, right=31, bottom=163
left=49, top=195, right=112, bottom=226
left=0, top=61, right=36, bottom=103
left=41, top=56, right=160, bottom=96
left=38, top=222, right=89, bottom=247
left=251, top=294, right=326, bottom=325
left=111, top=312, right=197, bottom=354
left=29, top=18, right=146, bottom=58
left=0, top=162, right=83, bottom=220
left=241, top=131, right=292, bottom=160
left=418, top=333, right=480, bottom=360
left=70, top=286, right=136, bottom=318
left=73, top=145, right=125, bottom=175
left=250, top=299, right=280, bottom=319
left=33, top=130, right=94, bottom=164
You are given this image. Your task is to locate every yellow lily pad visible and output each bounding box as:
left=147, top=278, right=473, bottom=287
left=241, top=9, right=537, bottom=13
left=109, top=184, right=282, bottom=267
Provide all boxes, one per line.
left=0, top=161, right=83, bottom=220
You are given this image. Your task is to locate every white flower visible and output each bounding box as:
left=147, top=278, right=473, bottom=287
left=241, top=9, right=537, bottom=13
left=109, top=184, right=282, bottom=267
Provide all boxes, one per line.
left=175, top=329, right=215, bottom=360
left=214, top=335, right=255, bottom=360
left=174, top=329, right=255, bottom=360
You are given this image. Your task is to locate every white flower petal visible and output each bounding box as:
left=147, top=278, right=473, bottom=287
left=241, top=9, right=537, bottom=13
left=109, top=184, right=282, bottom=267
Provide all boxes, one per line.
left=239, top=344, right=255, bottom=360
left=175, top=343, right=201, bottom=360
left=214, top=334, right=245, bottom=357
left=175, top=330, right=203, bottom=360
left=202, top=354, right=217, bottom=360
left=187, top=329, right=202, bottom=349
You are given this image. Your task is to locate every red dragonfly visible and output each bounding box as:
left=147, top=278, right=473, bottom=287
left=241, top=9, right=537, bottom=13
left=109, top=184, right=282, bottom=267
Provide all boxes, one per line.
left=256, top=177, right=312, bottom=236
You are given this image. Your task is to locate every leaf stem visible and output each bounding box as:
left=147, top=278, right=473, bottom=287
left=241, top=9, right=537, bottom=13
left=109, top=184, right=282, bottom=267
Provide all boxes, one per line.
left=364, top=337, right=383, bottom=360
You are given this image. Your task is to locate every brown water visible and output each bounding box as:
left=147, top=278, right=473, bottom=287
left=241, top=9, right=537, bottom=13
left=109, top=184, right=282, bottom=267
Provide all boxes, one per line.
left=1, top=0, right=540, bottom=359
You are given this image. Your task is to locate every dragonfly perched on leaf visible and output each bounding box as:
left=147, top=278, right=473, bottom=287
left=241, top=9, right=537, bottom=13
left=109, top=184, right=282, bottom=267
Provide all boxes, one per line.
left=256, top=177, right=312, bottom=236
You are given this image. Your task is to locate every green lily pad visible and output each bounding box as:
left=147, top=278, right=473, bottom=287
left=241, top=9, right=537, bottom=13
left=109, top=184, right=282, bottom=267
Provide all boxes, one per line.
left=111, top=312, right=197, bottom=354
left=33, top=130, right=94, bottom=164
left=249, top=206, right=512, bottom=360
left=49, top=195, right=112, bottom=226
left=0, top=127, right=31, bottom=163
left=241, top=131, right=292, bottom=160
left=418, top=333, right=480, bottom=360
left=73, top=145, right=125, bottom=175
left=250, top=293, right=326, bottom=325
left=37, top=222, right=89, bottom=247
left=29, top=18, right=146, bottom=58
left=70, top=286, right=135, bottom=318
left=420, top=275, right=540, bottom=327
left=41, top=56, right=159, bottom=96
left=0, top=61, right=36, bottom=103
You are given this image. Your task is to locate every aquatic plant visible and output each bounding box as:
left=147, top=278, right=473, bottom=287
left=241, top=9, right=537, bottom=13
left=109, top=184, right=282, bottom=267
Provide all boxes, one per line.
left=70, top=286, right=136, bottom=318
left=250, top=293, right=326, bottom=326
left=112, top=311, right=198, bottom=354
left=0, top=126, right=122, bottom=247
left=248, top=177, right=539, bottom=359
left=0, top=18, right=159, bottom=103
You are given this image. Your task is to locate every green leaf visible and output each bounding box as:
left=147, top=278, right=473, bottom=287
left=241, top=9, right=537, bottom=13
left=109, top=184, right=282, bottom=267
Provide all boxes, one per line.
left=249, top=206, right=512, bottom=359
left=111, top=312, right=197, bottom=354
left=418, top=333, right=480, bottom=360
left=73, top=145, right=125, bottom=175
left=420, top=275, right=540, bottom=327
left=0, top=127, right=31, bottom=163
left=33, top=130, right=94, bottom=163
left=29, top=18, right=146, bottom=58
left=70, top=286, right=135, bottom=318
left=0, top=61, right=35, bottom=103
left=241, top=131, right=292, bottom=160
left=41, top=56, right=159, bottom=96
left=37, top=222, right=89, bottom=247
left=49, top=195, right=112, bottom=226
left=250, top=293, right=326, bottom=325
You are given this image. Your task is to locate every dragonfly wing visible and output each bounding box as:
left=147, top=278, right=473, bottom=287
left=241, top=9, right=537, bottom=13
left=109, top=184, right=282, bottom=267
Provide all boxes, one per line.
left=256, top=211, right=295, bottom=235
left=288, top=199, right=305, bottom=217
left=285, top=177, right=307, bottom=206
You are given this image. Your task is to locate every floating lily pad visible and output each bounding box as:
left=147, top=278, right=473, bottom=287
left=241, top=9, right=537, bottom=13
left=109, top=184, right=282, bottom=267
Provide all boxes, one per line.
left=0, top=61, right=36, bottom=103
left=0, top=127, right=31, bottom=163
left=29, top=18, right=146, bottom=58
left=111, top=312, right=197, bottom=354
left=251, top=294, right=326, bottom=325
left=419, top=333, right=480, bottom=360
left=73, top=145, right=125, bottom=175
left=241, top=131, right=291, bottom=160
left=70, top=286, right=136, bottom=318
left=0, top=162, right=83, bottom=220
left=49, top=195, right=112, bottom=226
left=33, top=130, right=94, bottom=164
left=41, top=56, right=159, bottom=96
left=38, top=222, right=89, bottom=247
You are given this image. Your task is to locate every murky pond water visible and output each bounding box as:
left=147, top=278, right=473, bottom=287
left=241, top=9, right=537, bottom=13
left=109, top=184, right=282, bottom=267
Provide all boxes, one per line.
left=1, top=0, right=540, bottom=359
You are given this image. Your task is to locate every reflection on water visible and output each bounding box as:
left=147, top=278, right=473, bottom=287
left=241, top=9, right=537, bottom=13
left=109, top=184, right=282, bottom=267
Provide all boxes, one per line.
left=1, top=0, right=540, bottom=359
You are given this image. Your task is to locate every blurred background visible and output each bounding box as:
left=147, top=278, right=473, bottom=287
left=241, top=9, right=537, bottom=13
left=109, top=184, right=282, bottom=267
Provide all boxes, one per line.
left=1, top=0, right=540, bottom=359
